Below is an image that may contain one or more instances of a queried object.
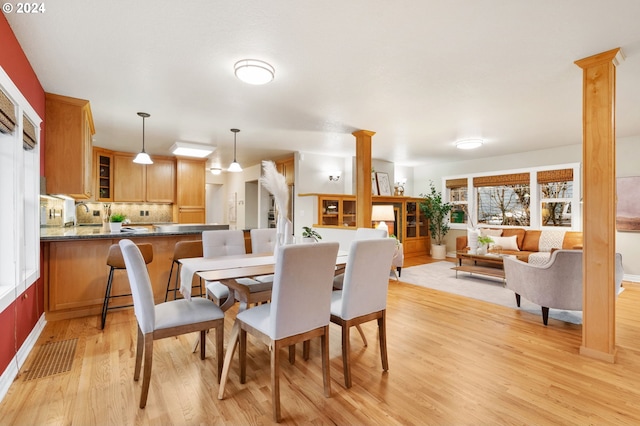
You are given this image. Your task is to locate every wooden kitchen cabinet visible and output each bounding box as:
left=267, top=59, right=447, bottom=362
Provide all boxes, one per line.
left=45, top=93, right=95, bottom=198
left=113, top=153, right=175, bottom=203
left=146, top=158, right=175, bottom=203
left=94, top=148, right=113, bottom=201
left=113, top=153, right=145, bottom=201
left=175, top=158, right=206, bottom=223
left=276, top=156, right=294, bottom=185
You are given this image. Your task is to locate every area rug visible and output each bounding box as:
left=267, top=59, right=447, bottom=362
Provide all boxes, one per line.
left=399, top=261, right=583, bottom=324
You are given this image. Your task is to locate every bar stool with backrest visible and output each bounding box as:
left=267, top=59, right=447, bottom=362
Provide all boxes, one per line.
left=164, top=240, right=204, bottom=302
left=101, top=242, right=154, bottom=329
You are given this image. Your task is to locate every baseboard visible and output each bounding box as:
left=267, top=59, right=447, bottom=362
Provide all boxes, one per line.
left=624, top=274, right=640, bottom=283
left=0, top=313, right=46, bottom=404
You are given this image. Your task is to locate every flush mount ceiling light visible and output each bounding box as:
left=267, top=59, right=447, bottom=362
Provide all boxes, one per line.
left=133, top=112, right=153, bottom=164
left=210, top=167, right=222, bottom=175
left=234, top=59, right=275, bottom=85
left=170, top=141, right=216, bottom=158
left=227, top=128, right=243, bottom=172
left=456, top=138, right=484, bottom=150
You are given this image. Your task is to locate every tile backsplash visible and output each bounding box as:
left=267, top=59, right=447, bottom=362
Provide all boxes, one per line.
left=40, top=198, right=174, bottom=226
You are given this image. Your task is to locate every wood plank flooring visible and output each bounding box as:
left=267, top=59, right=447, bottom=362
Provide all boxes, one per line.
left=2, top=255, right=640, bottom=425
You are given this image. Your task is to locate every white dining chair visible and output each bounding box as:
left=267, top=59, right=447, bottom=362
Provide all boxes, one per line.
left=330, top=237, right=396, bottom=388
left=333, top=227, right=388, bottom=290
left=217, top=241, right=339, bottom=423
left=250, top=228, right=278, bottom=283
left=118, top=239, right=224, bottom=408
left=203, top=230, right=259, bottom=305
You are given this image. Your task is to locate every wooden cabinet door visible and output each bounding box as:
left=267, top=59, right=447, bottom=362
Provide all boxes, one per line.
left=276, top=156, right=294, bottom=185
left=146, top=158, right=175, bottom=203
left=113, top=153, right=145, bottom=202
left=176, top=158, right=205, bottom=208
left=94, top=148, right=113, bottom=201
left=44, top=93, right=95, bottom=198
left=178, top=208, right=206, bottom=223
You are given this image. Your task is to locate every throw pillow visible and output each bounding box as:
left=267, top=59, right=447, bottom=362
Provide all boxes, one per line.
left=480, top=228, right=503, bottom=237
left=489, top=235, right=519, bottom=251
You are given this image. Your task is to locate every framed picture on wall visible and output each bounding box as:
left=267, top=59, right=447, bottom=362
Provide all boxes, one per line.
left=376, top=172, right=392, bottom=196
left=372, top=173, right=379, bottom=195
left=617, top=176, right=640, bottom=231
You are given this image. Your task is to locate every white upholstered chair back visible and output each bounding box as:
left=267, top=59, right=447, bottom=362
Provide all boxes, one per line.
left=339, top=238, right=396, bottom=320
left=354, top=227, right=388, bottom=240
left=119, top=239, right=156, bottom=334
left=251, top=228, right=277, bottom=254
left=269, top=242, right=339, bottom=340
left=202, top=230, right=246, bottom=257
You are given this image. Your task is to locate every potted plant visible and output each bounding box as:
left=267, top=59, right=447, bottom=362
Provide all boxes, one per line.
left=477, top=235, right=494, bottom=255
left=109, top=213, right=126, bottom=233
left=302, top=226, right=322, bottom=243
left=419, top=181, right=453, bottom=259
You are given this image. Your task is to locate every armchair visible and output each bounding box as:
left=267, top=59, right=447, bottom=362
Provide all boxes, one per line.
left=503, top=250, right=623, bottom=325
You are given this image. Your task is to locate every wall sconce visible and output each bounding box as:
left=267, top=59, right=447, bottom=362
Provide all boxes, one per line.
left=329, top=171, right=342, bottom=182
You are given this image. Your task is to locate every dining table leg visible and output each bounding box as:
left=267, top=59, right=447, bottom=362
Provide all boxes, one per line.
left=218, top=320, right=241, bottom=399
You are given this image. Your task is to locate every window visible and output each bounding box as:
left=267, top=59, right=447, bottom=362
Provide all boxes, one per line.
left=0, top=67, right=41, bottom=312
left=539, top=169, right=573, bottom=227
left=444, top=163, right=580, bottom=231
left=474, top=173, right=530, bottom=227
left=446, top=178, right=468, bottom=224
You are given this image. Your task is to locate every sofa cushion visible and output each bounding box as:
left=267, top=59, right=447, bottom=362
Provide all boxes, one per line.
left=563, top=231, right=583, bottom=249
left=480, top=228, right=503, bottom=237
left=522, top=230, right=541, bottom=252
left=490, top=235, right=519, bottom=251
left=538, top=230, right=566, bottom=252
left=501, top=228, right=526, bottom=250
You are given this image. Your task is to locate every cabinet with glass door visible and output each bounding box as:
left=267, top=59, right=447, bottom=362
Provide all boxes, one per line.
left=318, top=195, right=357, bottom=227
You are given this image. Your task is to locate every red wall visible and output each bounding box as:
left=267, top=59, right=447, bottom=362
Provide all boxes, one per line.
left=0, top=14, right=46, bottom=376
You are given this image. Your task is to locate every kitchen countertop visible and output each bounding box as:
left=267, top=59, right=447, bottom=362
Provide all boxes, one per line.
left=40, top=224, right=230, bottom=241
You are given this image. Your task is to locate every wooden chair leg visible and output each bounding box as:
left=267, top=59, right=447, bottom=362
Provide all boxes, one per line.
left=199, top=330, right=206, bottom=360
left=134, top=325, right=144, bottom=381
left=303, top=340, right=310, bottom=360
left=271, top=340, right=281, bottom=423
left=355, top=324, right=368, bottom=347
left=342, top=323, right=352, bottom=388
left=239, top=328, right=247, bottom=384
left=139, top=334, right=154, bottom=408
left=216, top=323, right=224, bottom=382
left=321, top=326, right=331, bottom=397
left=378, top=312, right=389, bottom=371
left=288, top=345, right=296, bottom=364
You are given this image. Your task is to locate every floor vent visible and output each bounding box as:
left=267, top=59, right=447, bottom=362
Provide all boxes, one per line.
left=23, top=338, right=77, bottom=381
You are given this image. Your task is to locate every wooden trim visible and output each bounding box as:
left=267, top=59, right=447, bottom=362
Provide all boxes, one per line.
left=473, top=172, right=530, bottom=187
left=537, top=168, right=573, bottom=183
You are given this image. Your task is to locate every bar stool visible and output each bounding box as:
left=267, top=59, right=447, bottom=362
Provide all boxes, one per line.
left=100, top=243, right=153, bottom=329
left=164, top=240, right=204, bottom=302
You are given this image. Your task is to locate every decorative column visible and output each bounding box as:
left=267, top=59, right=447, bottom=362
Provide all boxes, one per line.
left=352, top=130, right=375, bottom=228
left=574, top=47, right=623, bottom=362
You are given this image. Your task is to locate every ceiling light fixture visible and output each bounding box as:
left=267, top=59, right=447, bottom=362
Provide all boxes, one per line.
left=456, top=138, right=484, bottom=150
left=227, top=128, right=243, bottom=172
left=234, top=59, right=275, bottom=85
left=210, top=167, right=222, bottom=175
left=170, top=141, right=215, bottom=158
left=133, top=112, right=153, bottom=164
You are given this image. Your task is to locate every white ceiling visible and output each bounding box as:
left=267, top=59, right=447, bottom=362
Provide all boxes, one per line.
left=7, top=1, right=640, bottom=170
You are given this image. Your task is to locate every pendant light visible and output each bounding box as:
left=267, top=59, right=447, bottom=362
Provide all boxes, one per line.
left=133, top=112, right=153, bottom=164
left=227, top=128, right=242, bottom=172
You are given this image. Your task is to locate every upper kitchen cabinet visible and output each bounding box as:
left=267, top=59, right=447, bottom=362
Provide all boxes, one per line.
left=175, top=158, right=206, bottom=223
left=94, top=147, right=113, bottom=201
left=113, top=153, right=175, bottom=203
left=45, top=93, right=95, bottom=198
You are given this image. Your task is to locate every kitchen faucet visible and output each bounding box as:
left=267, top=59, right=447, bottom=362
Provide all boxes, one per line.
left=76, top=201, right=90, bottom=212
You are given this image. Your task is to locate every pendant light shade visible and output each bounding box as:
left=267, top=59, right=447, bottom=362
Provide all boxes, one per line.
left=133, top=112, right=153, bottom=164
left=228, top=128, right=243, bottom=172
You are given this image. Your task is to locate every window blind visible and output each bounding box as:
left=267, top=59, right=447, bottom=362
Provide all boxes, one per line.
left=537, top=168, right=573, bottom=184
left=0, top=88, right=16, bottom=134
left=22, top=114, right=36, bottom=150
left=473, top=172, right=530, bottom=187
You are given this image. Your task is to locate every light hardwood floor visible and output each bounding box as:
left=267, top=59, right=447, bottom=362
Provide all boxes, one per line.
left=2, top=255, right=640, bottom=425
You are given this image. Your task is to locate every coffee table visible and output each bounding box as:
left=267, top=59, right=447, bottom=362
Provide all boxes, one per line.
left=453, top=251, right=507, bottom=281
